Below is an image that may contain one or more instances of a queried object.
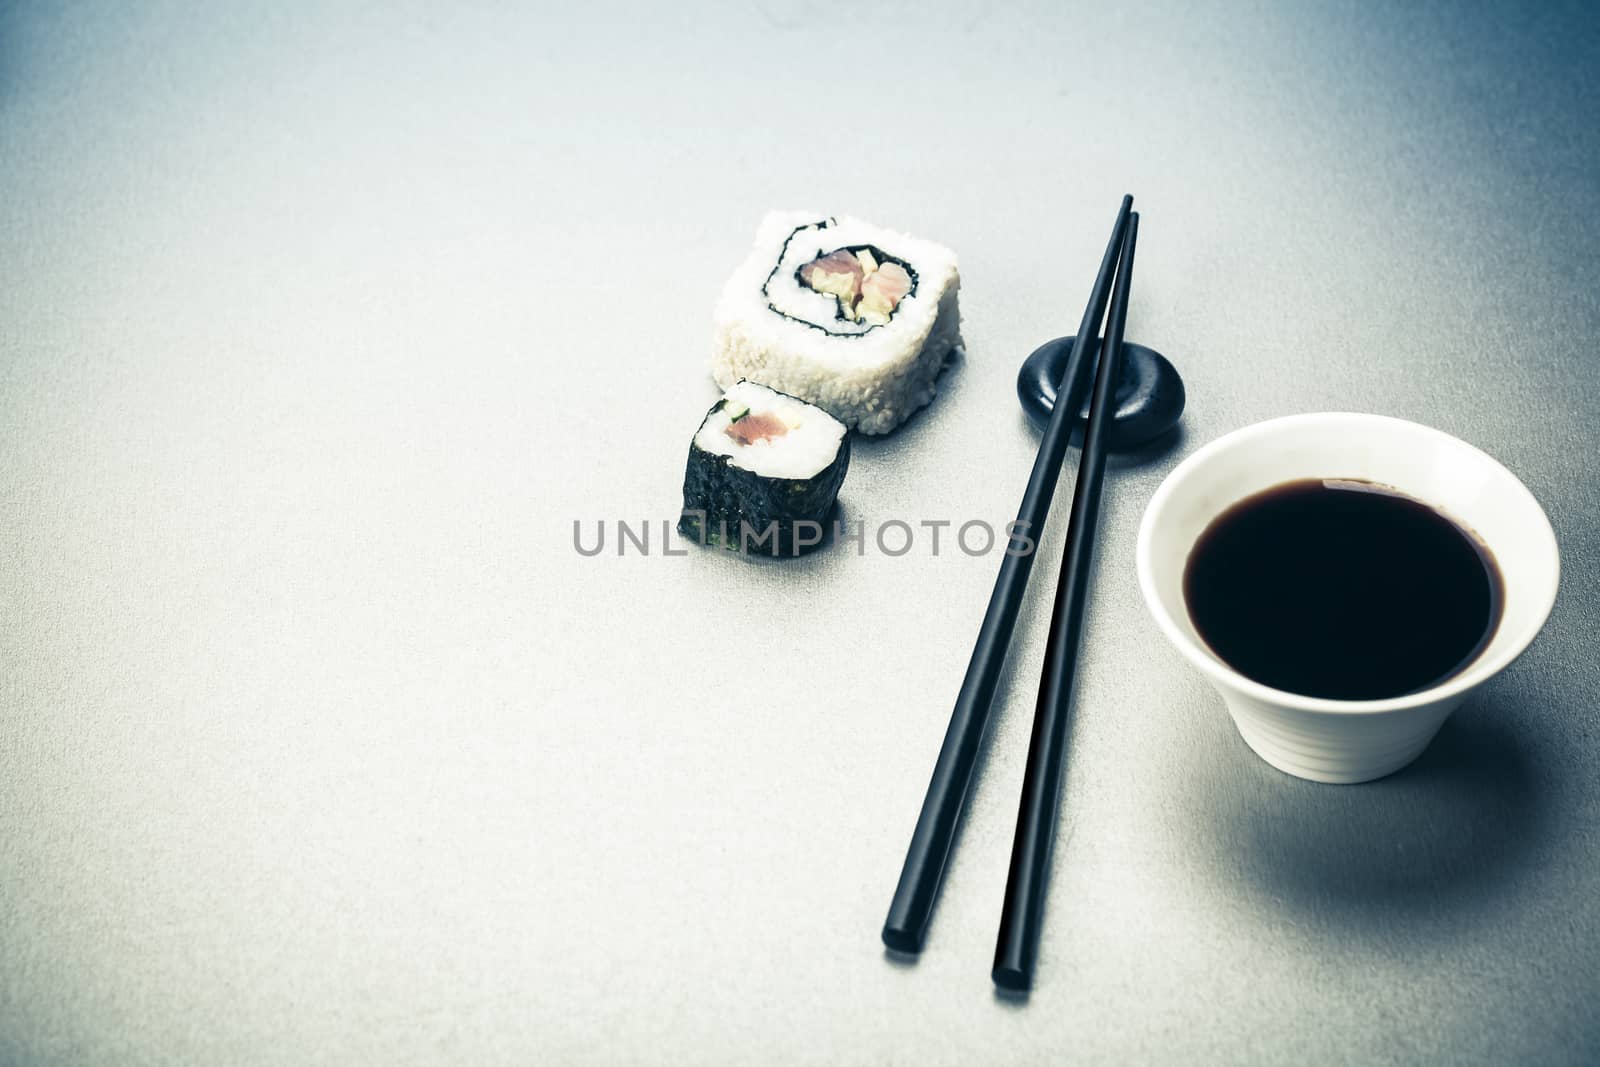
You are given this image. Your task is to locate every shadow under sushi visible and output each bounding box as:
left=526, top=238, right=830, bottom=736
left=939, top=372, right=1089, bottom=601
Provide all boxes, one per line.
left=683, top=501, right=849, bottom=565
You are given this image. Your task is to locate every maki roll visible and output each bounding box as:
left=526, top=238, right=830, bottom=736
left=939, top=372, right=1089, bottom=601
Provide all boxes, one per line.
left=712, top=212, right=962, bottom=435
left=679, top=380, right=849, bottom=557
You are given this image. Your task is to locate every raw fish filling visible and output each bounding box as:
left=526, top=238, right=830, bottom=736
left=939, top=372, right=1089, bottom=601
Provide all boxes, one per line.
left=797, top=247, right=913, bottom=327
left=724, top=407, right=791, bottom=445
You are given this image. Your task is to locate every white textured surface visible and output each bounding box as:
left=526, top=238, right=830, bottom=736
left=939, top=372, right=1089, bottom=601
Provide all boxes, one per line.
left=2, top=2, right=1599, bottom=1065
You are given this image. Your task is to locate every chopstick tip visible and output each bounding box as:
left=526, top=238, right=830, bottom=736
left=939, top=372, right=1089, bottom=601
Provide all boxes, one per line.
left=992, top=964, right=1032, bottom=993
left=881, top=924, right=924, bottom=955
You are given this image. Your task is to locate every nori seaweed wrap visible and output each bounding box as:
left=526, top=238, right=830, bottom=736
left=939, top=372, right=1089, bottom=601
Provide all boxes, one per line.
left=678, top=380, right=850, bottom=557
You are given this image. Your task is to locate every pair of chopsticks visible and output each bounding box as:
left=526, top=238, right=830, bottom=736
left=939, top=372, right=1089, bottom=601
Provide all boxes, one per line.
left=883, top=197, right=1141, bottom=993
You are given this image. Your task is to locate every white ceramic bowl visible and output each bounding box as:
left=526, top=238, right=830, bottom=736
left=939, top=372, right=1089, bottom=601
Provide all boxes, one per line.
left=1136, top=413, right=1559, bottom=784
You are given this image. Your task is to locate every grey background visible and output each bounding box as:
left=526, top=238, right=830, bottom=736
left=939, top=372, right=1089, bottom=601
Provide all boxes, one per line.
left=2, top=1, right=1598, bottom=1063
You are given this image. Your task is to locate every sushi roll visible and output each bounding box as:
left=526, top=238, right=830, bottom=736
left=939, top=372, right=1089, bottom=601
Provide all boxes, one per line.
left=712, top=212, right=962, bottom=435
left=679, top=380, right=849, bottom=557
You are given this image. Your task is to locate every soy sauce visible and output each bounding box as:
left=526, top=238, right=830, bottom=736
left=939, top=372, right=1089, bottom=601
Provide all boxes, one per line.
left=1183, top=479, right=1503, bottom=701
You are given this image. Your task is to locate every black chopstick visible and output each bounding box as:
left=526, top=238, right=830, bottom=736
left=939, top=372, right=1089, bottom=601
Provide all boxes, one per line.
left=992, top=211, right=1140, bottom=992
left=882, top=196, right=1133, bottom=955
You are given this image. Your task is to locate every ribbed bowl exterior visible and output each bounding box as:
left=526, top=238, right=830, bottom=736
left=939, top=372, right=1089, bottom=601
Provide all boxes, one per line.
left=1219, top=688, right=1465, bottom=784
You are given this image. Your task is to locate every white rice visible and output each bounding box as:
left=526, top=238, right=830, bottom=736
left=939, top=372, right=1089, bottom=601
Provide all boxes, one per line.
left=693, top=379, right=847, bottom=481
left=711, top=211, right=962, bottom=435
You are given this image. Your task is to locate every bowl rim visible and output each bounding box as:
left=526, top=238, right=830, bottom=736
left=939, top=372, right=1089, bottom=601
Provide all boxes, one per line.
left=1135, top=411, right=1561, bottom=715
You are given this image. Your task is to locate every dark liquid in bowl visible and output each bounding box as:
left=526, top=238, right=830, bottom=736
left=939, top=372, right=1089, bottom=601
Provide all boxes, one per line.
left=1183, top=479, right=1503, bottom=701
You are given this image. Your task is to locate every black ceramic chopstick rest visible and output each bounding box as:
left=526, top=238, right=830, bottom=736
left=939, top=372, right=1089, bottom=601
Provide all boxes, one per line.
left=1018, top=335, right=1184, bottom=450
